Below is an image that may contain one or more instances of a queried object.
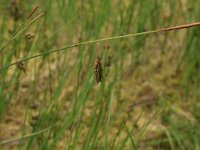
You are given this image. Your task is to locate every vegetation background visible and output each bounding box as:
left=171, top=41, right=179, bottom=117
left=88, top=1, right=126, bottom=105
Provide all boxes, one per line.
left=0, top=0, right=200, bottom=149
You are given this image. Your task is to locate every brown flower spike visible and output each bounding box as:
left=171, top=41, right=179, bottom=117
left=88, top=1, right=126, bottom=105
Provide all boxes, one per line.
left=17, top=60, right=26, bottom=74
left=94, top=56, right=103, bottom=84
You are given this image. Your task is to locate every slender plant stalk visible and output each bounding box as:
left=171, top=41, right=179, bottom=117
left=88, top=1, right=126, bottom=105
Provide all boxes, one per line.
left=0, top=12, right=45, bottom=55
left=123, top=121, right=137, bottom=150
left=26, top=4, right=40, bottom=20
left=104, top=95, right=113, bottom=149
left=0, top=124, right=56, bottom=146
left=0, top=22, right=200, bottom=71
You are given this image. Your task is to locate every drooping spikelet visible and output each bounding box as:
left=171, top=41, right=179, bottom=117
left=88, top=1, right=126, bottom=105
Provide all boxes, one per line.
left=94, top=56, right=103, bottom=84
left=17, top=60, right=26, bottom=74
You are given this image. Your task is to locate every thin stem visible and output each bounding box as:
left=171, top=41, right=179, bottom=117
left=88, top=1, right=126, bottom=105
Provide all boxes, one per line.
left=26, top=4, right=40, bottom=20
left=0, top=124, right=56, bottom=146
left=0, top=22, right=200, bottom=71
left=0, top=12, right=45, bottom=55
left=123, top=121, right=137, bottom=150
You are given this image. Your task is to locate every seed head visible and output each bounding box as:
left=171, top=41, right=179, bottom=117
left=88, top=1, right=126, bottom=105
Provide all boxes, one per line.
left=25, top=33, right=35, bottom=41
left=17, top=60, right=26, bottom=74
left=94, top=56, right=103, bottom=84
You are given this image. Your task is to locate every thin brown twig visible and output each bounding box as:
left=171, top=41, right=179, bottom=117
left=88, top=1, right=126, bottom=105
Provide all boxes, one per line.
left=0, top=22, right=200, bottom=70
left=26, top=4, right=40, bottom=20
left=157, top=22, right=200, bottom=32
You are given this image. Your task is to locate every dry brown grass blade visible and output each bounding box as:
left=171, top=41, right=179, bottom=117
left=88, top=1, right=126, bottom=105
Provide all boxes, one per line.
left=0, top=22, right=200, bottom=71
left=26, top=4, right=40, bottom=20
left=158, top=22, right=200, bottom=32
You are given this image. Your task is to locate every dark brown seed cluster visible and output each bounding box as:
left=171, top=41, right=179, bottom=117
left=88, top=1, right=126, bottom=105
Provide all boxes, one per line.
left=94, top=56, right=103, bottom=84
left=17, top=60, right=26, bottom=74
left=25, top=33, right=35, bottom=41
left=30, top=103, right=39, bottom=128
left=9, top=0, right=22, bottom=21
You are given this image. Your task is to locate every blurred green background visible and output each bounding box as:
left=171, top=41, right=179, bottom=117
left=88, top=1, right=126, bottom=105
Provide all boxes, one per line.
left=0, top=0, right=200, bottom=149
